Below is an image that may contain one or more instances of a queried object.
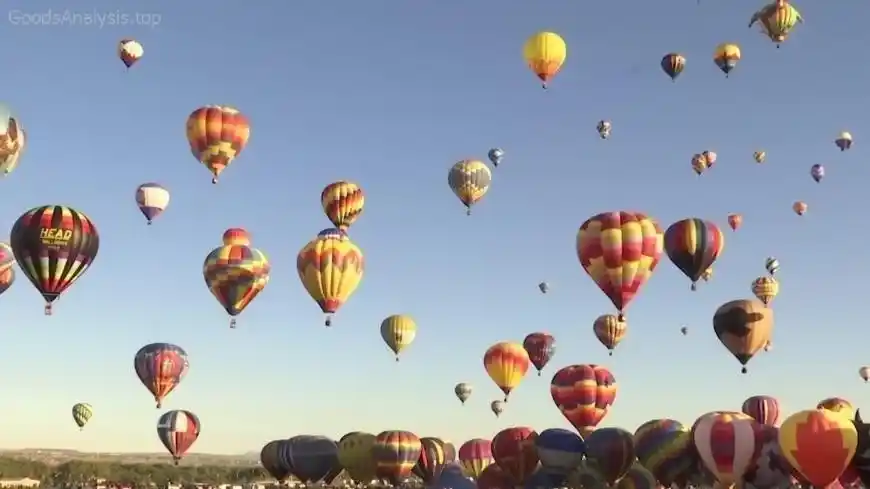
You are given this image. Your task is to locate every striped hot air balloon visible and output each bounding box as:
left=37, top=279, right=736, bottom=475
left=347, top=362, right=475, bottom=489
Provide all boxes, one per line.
left=321, top=181, right=365, bottom=231
left=372, top=431, right=422, bottom=485
left=692, top=411, right=764, bottom=487
left=742, top=395, right=781, bottom=426
left=412, top=437, right=450, bottom=484
left=535, top=428, right=585, bottom=475
left=491, top=427, right=539, bottom=486
left=458, top=439, right=493, bottom=479
left=664, top=218, right=725, bottom=291
left=779, top=409, right=857, bottom=488
left=585, top=428, right=635, bottom=485
left=633, top=419, right=695, bottom=487
left=156, top=410, right=200, bottom=465
left=551, top=364, right=616, bottom=437
left=483, top=342, right=531, bottom=401
left=260, top=440, right=292, bottom=483
left=203, top=228, right=270, bottom=328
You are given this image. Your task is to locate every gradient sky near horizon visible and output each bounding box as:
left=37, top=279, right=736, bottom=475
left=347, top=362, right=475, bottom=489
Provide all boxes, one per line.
left=0, top=0, right=866, bottom=456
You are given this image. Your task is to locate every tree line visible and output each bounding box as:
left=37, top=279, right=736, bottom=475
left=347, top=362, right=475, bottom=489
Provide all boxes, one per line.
left=0, top=456, right=271, bottom=487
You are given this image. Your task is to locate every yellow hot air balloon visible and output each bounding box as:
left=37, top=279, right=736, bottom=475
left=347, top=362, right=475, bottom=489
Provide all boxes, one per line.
left=448, top=159, right=491, bottom=215
left=749, top=1, right=803, bottom=47
left=592, top=314, right=627, bottom=356
left=713, top=43, right=741, bottom=77
left=321, top=181, right=365, bottom=231
left=297, top=228, right=364, bottom=327
left=754, top=151, right=766, bottom=163
left=380, top=314, right=417, bottom=361
left=339, top=432, right=378, bottom=483
left=483, top=342, right=531, bottom=401
left=817, top=397, right=855, bottom=422
left=186, top=105, right=250, bottom=184
left=751, top=276, right=779, bottom=306
left=522, top=32, right=567, bottom=89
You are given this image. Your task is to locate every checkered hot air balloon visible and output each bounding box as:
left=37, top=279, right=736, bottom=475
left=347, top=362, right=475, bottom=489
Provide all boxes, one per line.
left=297, top=228, right=364, bottom=327
left=692, top=411, right=764, bottom=487
left=483, top=342, right=531, bottom=401
left=157, top=409, right=200, bottom=465
left=203, top=228, right=270, bottom=328
left=372, top=431, right=422, bottom=485
left=779, top=409, right=857, bottom=487
left=491, top=427, right=539, bottom=486
left=550, top=364, right=617, bottom=438
left=71, top=402, right=93, bottom=430
left=448, top=159, right=491, bottom=215
left=186, top=105, right=250, bottom=183
left=577, top=211, right=663, bottom=320
left=10, top=205, right=100, bottom=315
left=321, top=181, right=365, bottom=232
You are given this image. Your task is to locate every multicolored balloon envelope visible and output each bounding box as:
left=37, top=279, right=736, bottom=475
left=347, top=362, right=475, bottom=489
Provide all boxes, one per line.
left=203, top=228, right=270, bottom=328
left=135, top=183, right=170, bottom=225
left=742, top=395, right=781, bottom=426
left=664, top=218, right=724, bottom=291
left=522, top=332, right=555, bottom=375
left=134, top=342, right=189, bottom=408
left=412, top=437, right=450, bottom=484
left=585, top=427, right=635, bottom=485
left=297, top=228, right=364, bottom=326
left=692, top=411, right=763, bottom=487
left=484, top=342, right=531, bottom=400
left=156, top=409, right=200, bottom=465
left=550, top=364, right=616, bottom=437
left=633, top=418, right=695, bottom=486
left=321, top=180, right=365, bottom=231
left=535, top=428, right=585, bottom=474
left=491, top=427, right=539, bottom=486
left=712, top=299, right=773, bottom=373
left=616, top=463, right=658, bottom=489
left=372, top=430, right=422, bottom=484
left=779, top=409, right=856, bottom=488
left=458, top=438, right=493, bottom=479
left=186, top=105, right=250, bottom=183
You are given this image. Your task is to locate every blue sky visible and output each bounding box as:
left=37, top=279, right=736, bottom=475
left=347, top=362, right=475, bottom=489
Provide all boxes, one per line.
left=0, top=0, right=865, bottom=456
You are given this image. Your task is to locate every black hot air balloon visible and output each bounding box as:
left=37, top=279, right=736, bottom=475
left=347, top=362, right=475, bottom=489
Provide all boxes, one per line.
left=10, top=205, right=99, bottom=315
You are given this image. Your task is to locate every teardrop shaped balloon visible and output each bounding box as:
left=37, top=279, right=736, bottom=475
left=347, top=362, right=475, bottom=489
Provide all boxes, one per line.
left=592, top=314, right=627, bottom=355
left=135, top=183, right=170, bottom=225
left=491, top=427, right=539, bottom=486
left=372, top=430, right=422, bottom=485
left=779, top=409, right=857, bottom=488
left=156, top=409, right=200, bottom=465
left=484, top=342, right=531, bottom=400
left=321, top=180, right=365, bottom=231
left=692, top=411, right=763, bottom=487
left=71, top=402, right=93, bottom=430
left=712, top=299, right=773, bottom=373
left=550, top=364, right=616, bottom=437
left=203, top=228, right=270, bottom=328
left=297, top=228, right=364, bottom=326
left=133, top=342, right=189, bottom=408
left=664, top=218, right=725, bottom=291
left=522, top=332, right=555, bottom=375
left=186, top=105, right=250, bottom=183
left=741, top=395, right=781, bottom=426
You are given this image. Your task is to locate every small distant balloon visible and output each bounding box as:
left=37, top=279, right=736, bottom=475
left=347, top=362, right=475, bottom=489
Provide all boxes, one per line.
left=118, top=39, right=144, bottom=68
left=835, top=131, right=853, bottom=151
left=538, top=282, right=549, bottom=294
left=491, top=400, right=505, bottom=418
left=765, top=257, right=779, bottom=275
left=597, top=120, right=612, bottom=140
left=810, top=164, right=824, bottom=183
left=753, top=151, right=766, bottom=164
left=488, top=148, right=505, bottom=167
left=793, top=201, right=807, bottom=216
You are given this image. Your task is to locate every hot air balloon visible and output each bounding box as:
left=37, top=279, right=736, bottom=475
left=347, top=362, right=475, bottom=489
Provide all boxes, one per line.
left=693, top=412, right=764, bottom=488
left=413, top=437, right=450, bottom=485
left=522, top=32, right=567, bottom=89
left=297, top=228, right=364, bottom=327
left=134, top=343, right=189, bottom=408
left=664, top=218, right=725, bottom=291
left=633, top=419, right=695, bottom=487
left=260, top=440, right=292, bottom=483
left=491, top=400, right=505, bottom=418
left=836, top=131, right=853, bottom=151
left=861, top=367, right=870, bottom=383
left=538, top=282, right=549, bottom=294
left=713, top=43, right=741, bottom=76
left=488, top=148, right=505, bottom=167
left=321, top=181, right=365, bottom=232
left=817, top=398, right=855, bottom=421
left=135, top=183, right=170, bottom=225
left=713, top=299, right=773, bottom=373
left=597, top=121, right=612, bottom=140
left=551, top=364, right=616, bottom=437
left=522, top=333, right=555, bottom=376
left=10, top=205, right=100, bottom=315
left=569, top=461, right=608, bottom=489
left=118, top=39, right=143, bottom=68
left=484, top=342, right=531, bottom=400
left=492, top=427, right=539, bottom=486
left=380, top=314, right=417, bottom=361
left=285, top=435, right=340, bottom=483
left=661, top=53, right=686, bottom=81
left=749, top=1, right=803, bottom=47
left=792, top=201, right=807, bottom=216
left=681, top=326, right=689, bottom=336
left=592, top=314, right=627, bottom=356
left=702, top=151, right=718, bottom=168
left=448, top=159, right=492, bottom=215
left=71, top=403, right=93, bottom=430
left=478, top=464, right=512, bottom=489
left=0, top=105, right=25, bottom=176
left=701, top=267, right=713, bottom=282
left=754, top=151, right=766, bottom=164
left=338, top=432, right=378, bottom=483
left=203, top=228, right=270, bottom=328
left=186, top=105, right=250, bottom=183
left=728, top=214, right=742, bottom=231
left=751, top=276, right=779, bottom=306
left=691, top=154, right=708, bottom=175
left=741, top=395, right=781, bottom=426
left=765, top=257, right=779, bottom=275
left=763, top=340, right=773, bottom=352
left=536, top=428, right=585, bottom=475
left=577, top=211, right=664, bottom=320
left=779, top=410, right=857, bottom=487
left=372, top=431, right=422, bottom=485
left=458, top=439, right=493, bottom=479
left=0, top=268, right=14, bottom=296
left=585, top=428, right=635, bottom=485
left=811, top=164, right=825, bottom=182
left=157, top=410, right=200, bottom=465
left=455, top=383, right=472, bottom=405
left=616, top=463, right=659, bottom=489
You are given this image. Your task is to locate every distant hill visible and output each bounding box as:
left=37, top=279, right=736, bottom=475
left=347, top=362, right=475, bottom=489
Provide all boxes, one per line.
left=0, top=448, right=260, bottom=467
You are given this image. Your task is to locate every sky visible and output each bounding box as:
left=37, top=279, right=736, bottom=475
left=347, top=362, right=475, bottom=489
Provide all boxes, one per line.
left=0, top=0, right=865, bottom=456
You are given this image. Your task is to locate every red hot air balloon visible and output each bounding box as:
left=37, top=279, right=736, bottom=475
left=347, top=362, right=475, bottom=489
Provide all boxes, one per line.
left=551, top=364, right=617, bottom=438
left=157, top=410, right=200, bottom=465
left=372, top=430, right=422, bottom=485
left=742, top=395, right=781, bottom=427
left=458, top=439, right=493, bottom=479
left=522, top=332, right=556, bottom=376
left=491, top=427, right=539, bottom=486
left=134, top=343, right=189, bottom=408
left=477, top=464, right=513, bottom=489
left=692, top=411, right=764, bottom=487
left=412, top=437, right=450, bottom=484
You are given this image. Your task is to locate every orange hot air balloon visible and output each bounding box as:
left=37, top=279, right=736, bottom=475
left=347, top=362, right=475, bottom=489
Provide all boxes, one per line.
left=778, top=409, right=857, bottom=488
left=483, top=342, right=531, bottom=401
left=577, top=211, right=664, bottom=320
left=793, top=201, right=807, bottom=216
left=186, top=105, right=251, bottom=184
left=551, top=364, right=616, bottom=437
left=727, top=214, right=742, bottom=231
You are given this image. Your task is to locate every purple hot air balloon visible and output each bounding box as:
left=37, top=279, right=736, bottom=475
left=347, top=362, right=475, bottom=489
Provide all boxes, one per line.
left=810, top=164, right=825, bottom=183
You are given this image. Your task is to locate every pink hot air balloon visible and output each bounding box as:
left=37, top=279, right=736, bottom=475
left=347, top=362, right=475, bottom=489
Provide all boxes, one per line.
left=692, top=412, right=765, bottom=487
left=741, top=395, right=781, bottom=426
left=458, top=438, right=493, bottom=480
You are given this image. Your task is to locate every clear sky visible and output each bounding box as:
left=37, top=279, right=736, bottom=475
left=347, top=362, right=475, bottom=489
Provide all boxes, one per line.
left=0, top=0, right=865, bottom=457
